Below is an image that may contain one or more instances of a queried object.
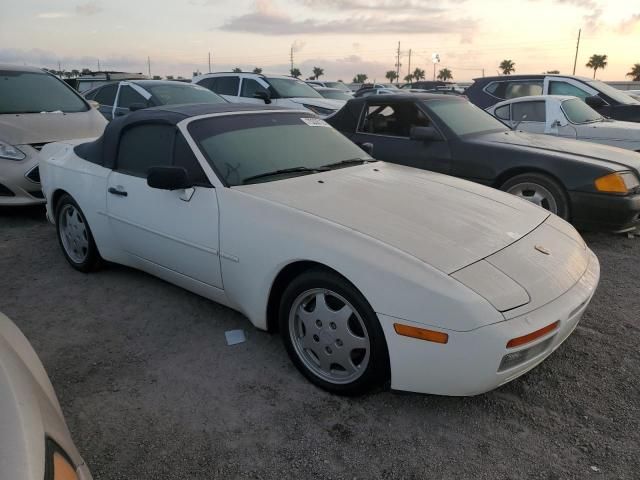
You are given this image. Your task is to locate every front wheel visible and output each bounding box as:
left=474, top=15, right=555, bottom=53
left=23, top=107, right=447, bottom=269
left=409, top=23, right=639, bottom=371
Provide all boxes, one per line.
left=279, top=269, right=390, bottom=395
left=55, top=194, right=101, bottom=272
left=501, top=173, right=570, bottom=220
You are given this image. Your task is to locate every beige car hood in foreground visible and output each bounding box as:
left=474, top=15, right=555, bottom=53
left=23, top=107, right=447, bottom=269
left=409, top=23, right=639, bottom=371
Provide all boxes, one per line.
left=0, top=110, right=106, bottom=145
left=238, top=162, right=549, bottom=274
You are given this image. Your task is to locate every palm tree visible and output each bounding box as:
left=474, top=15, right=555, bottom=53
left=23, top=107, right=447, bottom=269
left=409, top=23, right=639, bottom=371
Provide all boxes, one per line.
left=352, top=73, right=368, bottom=83
left=253, top=67, right=262, bottom=74
left=385, top=70, right=398, bottom=83
left=312, top=67, right=324, bottom=80
left=413, top=68, right=425, bottom=80
left=232, top=67, right=242, bottom=73
left=437, top=68, right=453, bottom=81
left=546, top=70, right=560, bottom=74
left=499, top=60, right=515, bottom=75
left=404, top=74, right=414, bottom=83
left=290, top=68, right=301, bottom=78
left=70, top=69, right=80, bottom=78
left=626, top=63, right=640, bottom=81
left=586, top=54, right=607, bottom=79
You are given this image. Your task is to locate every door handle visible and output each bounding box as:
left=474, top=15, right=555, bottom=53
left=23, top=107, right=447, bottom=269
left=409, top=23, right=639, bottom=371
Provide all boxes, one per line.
left=108, top=187, right=128, bottom=197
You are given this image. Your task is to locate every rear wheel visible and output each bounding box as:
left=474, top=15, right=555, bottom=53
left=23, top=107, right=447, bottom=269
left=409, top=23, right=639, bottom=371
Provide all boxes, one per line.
left=55, top=194, right=101, bottom=272
left=279, top=269, right=389, bottom=395
left=501, top=173, right=570, bottom=220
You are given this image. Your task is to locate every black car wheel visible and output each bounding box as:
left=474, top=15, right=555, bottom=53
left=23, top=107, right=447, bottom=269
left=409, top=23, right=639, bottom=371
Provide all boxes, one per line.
left=55, top=194, right=101, bottom=272
left=501, top=173, right=570, bottom=220
left=279, top=268, right=390, bottom=396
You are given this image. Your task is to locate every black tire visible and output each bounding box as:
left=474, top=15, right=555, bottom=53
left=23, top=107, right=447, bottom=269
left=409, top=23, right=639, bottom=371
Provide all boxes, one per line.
left=501, top=172, right=570, bottom=220
left=55, top=194, right=101, bottom=272
left=279, top=268, right=390, bottom=396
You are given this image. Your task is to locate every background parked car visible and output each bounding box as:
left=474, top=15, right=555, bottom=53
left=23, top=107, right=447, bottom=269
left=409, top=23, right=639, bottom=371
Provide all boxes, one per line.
left=306, top=80, right=353, bottom=94
left=400, top=81, right=451, bottom=91
left=193, top=72, right=343, bottom=117
left=0, top=64, right=107, bottom=205
left=488, top=95, right=640, bottom=151
left=327, top=94, right=640, bottom=232
left=354, top=87, right=408, bottom=98
left=466, top=74, right=640, bottom=122
left=68, top=70, right=148, bottom=93
left=314, top=87, right=353, bottom=102
left=83, top=80, right=226, bottom=121
left=0, top=311, right=92, bottom=479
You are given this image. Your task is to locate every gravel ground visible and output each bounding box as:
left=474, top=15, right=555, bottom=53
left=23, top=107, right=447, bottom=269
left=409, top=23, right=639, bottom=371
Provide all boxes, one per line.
left=1, top=205, right=639, bottom=480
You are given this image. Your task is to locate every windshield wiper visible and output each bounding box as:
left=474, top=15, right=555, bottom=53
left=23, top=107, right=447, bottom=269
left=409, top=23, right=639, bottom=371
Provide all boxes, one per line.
left=320, top=158, right=376, bottom=170
left=242, top=166, right=329, bottom=184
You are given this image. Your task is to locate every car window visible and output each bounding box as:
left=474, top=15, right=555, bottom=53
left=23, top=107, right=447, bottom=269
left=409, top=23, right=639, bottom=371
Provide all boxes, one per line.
left=512, top=101, right=546, bottom=122
left=147, top=83, right=225, bottom=106
left=211, top=76, right=240, bottom=96
left=117, top=124, right=174, bottom=176
left=117, top=85, right=147, bottom=109
left=359, top=103, right=430, bottom=137
left=319, top=90, right=352, bottom=101
left=196, top=77, right=216, bottom=91
left=266, top=77, right=323, bottom=99
left=485, top=81, right=542, bottom=99
left=427, top=99, right=509, bottom=136
left=561, top=98, right=603, bottom=124
left=548, top=81, right=590, bottom=100
left=0, top=70, right=88, bottom=114
left=94, top=84, right=118, bottom=106
left=240, top=78, right=268, bottom=98
left=494, top=104, right=511, bottom=120
left=84, top=89, right=98, bottom=101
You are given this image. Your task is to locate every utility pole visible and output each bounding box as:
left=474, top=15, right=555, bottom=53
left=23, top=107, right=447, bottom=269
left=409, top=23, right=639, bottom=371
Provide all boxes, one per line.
left=208, top=52, right=212, bottom=73
left=290, top=45, right=294, bottom=74
left=482, top=68, right=485, bottom=78
left=58, top=61, right=61, bottom=73
left=572, top=28, right=581, bottom=75
left=97, top=59, right=101, bottom=71
left=395, top=41, right=401, bottom=84
left=407, top=49, right=412, bottom=83
left=147, top=56, right=151, bottom=77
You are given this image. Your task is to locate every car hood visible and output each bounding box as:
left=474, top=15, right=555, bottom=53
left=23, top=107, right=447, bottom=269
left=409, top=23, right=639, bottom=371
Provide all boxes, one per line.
left=474, top=130, right=640, bottom=173
left=288, top=97, right=345, bottom=110
left=236, top=162, right=549, bottom=274
left=576, top=120, right=640, bottom=141
left=0, top=110, right=107, bottom=145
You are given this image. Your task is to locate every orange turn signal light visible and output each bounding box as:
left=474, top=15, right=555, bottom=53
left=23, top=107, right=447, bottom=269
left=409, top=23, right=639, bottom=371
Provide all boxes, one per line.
left=393, top=323, right=449, bottom=344
left=506, top=321, right=559, bottom=349
left=594, top=173, right=629, bottom=193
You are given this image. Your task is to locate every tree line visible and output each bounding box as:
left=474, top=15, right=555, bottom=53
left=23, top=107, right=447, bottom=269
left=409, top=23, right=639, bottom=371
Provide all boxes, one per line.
left=498, top=56, right=640, bottom=81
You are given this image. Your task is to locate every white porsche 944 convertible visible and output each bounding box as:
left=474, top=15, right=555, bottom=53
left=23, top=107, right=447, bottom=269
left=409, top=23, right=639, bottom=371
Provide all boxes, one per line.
left=40, top=104, right=599, bottom=396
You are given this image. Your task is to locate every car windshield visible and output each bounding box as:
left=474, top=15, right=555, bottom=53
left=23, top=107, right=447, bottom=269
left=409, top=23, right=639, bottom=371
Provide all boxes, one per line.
left=324, top=82, right=350, bottom=91
left=319, top=90, right=352, bottom=101
left=0, top=70, right=88, bottom=114
left=188, top=113, right=371, bottom=186
left=266, top=77, right=323, bottom=99
left=427, top=99, right=509, bottom=136
left=588, top=80, right=639, bottom=105
left=147, top=83, right=226, bottom=105
left=562, top=98, right=603, bottom=124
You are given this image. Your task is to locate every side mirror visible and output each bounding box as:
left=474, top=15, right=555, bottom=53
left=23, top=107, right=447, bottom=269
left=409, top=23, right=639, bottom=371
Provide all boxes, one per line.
left=147, top=166, right=192, bottom=191
left=254, top=90, right=272, bottom=104
left=585, top=95, right=605, bottom=109
left=410, top=126, right=442, bottom=142
left=360, top=142, right=374, bottom=155
left=129, top=102, right=147, bottom=112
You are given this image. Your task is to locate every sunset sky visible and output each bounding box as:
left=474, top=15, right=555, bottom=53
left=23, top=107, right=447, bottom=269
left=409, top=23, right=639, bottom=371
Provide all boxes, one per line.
left=1, top=0, right=638, bottom=82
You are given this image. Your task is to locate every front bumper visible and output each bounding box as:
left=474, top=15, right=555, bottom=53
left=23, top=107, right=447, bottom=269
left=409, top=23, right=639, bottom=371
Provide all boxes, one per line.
left=0, top=145, right=46, bottom=206
left=569, top=190, right=640, bottom=232
left=379, top=248, right=600, bottom=396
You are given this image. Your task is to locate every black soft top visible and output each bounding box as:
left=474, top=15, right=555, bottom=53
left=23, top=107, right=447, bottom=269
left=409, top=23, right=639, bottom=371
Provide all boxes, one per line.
left=74, top=103, right=289, bottom=168
left=328, top=93, right=462, bottom=132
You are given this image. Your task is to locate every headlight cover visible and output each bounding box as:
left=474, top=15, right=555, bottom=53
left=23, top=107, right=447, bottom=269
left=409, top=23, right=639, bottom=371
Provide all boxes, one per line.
left=0, top=140, right=26, bottom=160
left=302, top=104, right=335, bottom=116
left=594, top=171, right=640, bottom=194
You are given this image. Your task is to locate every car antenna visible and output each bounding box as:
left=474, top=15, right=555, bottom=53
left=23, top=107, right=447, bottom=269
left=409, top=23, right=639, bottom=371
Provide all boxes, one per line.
left=512, top=114, right=527, bottom=131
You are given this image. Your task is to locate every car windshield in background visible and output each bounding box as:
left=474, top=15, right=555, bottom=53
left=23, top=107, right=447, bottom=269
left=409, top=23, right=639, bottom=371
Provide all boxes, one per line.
left=189, top=113, right=371, bottom=186
left=427, top=99, right=509, bottom=136
left=266, top=77, right=323, bottom=99
left=0, top=70, right=88, bottom=114
left=147, top=83, right=226, bottom=105
left=588, top=80, right=639, bottom=105
left=324, top=82, right=350, bottom=91
left=562, top=98, right=603, bottom=124
left=319, top=90, right=352, bottom=101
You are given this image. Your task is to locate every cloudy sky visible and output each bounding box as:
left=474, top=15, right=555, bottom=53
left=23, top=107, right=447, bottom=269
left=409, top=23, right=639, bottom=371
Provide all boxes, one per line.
left=0, top=0, right=638, bottom=82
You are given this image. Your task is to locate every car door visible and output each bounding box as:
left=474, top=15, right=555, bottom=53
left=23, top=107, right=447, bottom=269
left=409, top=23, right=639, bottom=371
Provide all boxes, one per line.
left=511, top=100, right=547, bottom=134
left=349, top=100, right=452, bottom=174
left=238, top=77, right=271, bottom=105
left=92, top=83, right=118, bottom=121
left=105, top=123, right=223, bottom=289
left=113, top=83, right=151, bottom=118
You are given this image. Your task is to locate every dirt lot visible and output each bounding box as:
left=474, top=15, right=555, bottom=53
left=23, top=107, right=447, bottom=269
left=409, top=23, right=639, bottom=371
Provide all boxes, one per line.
left=1, top=205, right=639, bottom=480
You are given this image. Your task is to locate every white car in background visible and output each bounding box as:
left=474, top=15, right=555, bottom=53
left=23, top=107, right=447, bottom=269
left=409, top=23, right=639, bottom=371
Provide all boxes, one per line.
left=0, top=311, right=92, bottom=479
left=40, top=103, right=599, bottom=397
left=192, top=72, right=343, bottom=117
left=0, top=65, right=107, bottom=205
left=313, top=87, right=352, bottom=102
left=488, top=95, right=640, bottom=152
left=306, top=80, right=353, bottom=94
